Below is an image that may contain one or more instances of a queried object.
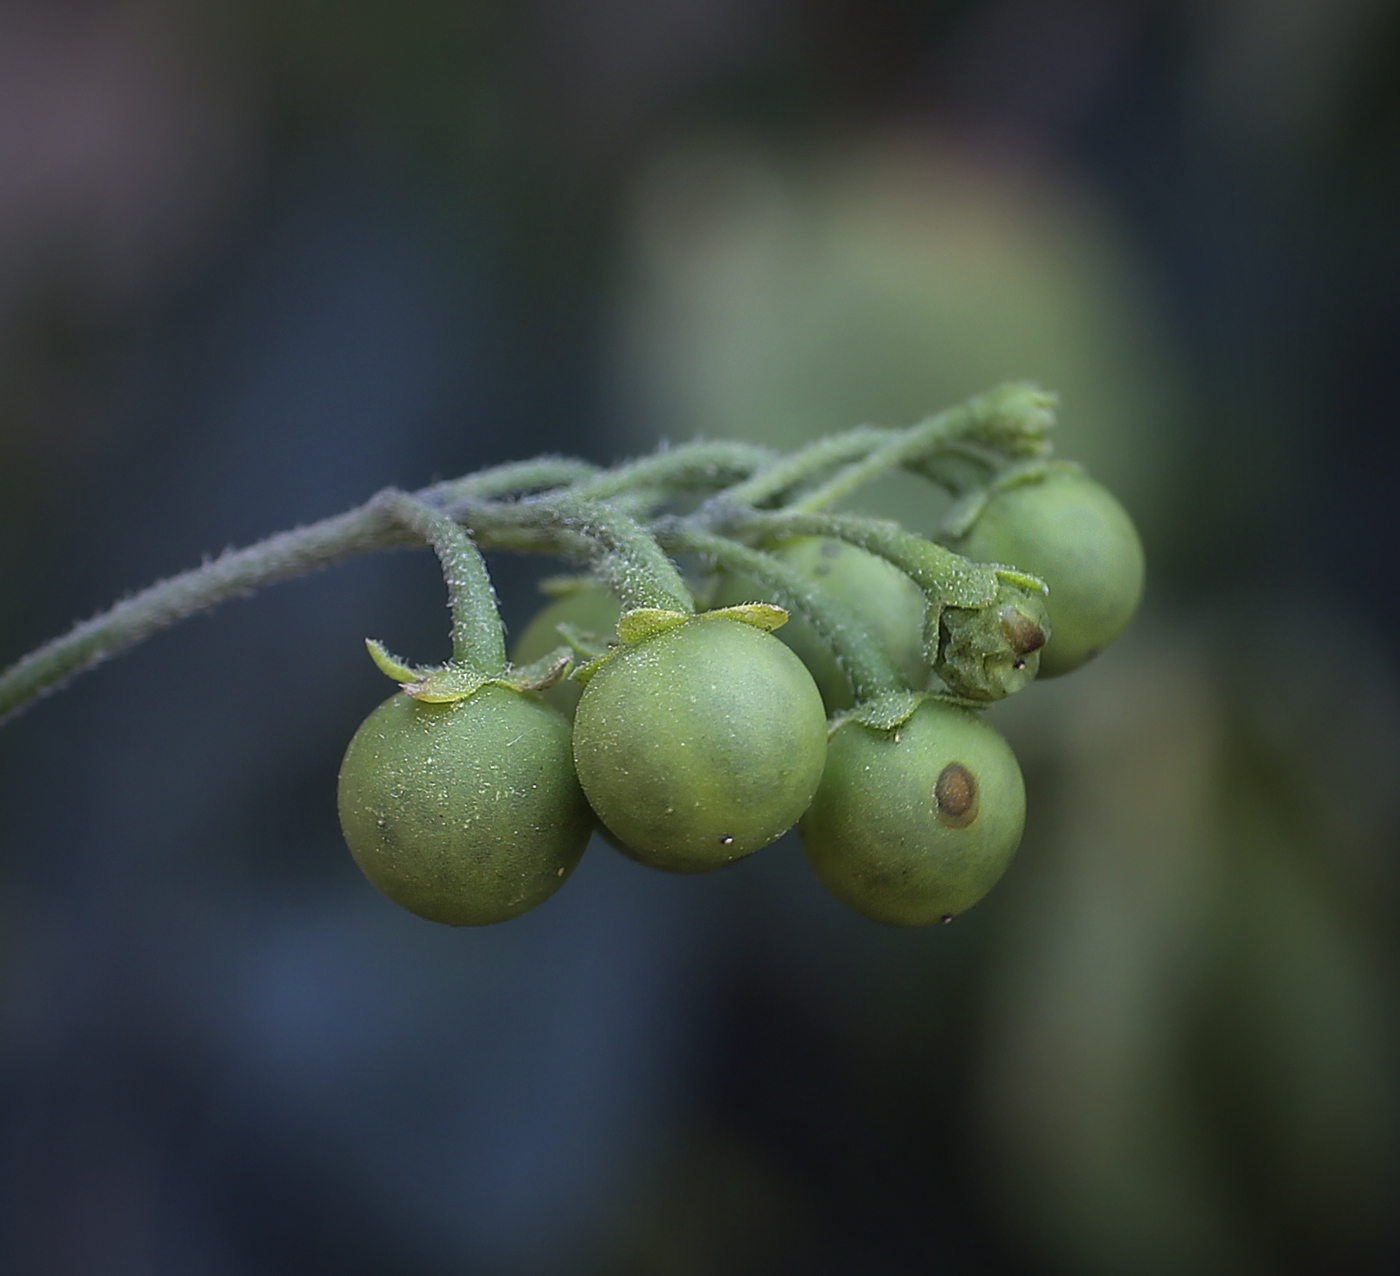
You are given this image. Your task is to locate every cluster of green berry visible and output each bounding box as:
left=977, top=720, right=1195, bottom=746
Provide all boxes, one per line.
left=0, top=385, right=1141, bottom=929
left=335, top=387, right=1145, bottom=930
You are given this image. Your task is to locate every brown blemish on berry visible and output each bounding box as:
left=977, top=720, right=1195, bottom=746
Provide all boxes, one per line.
left=999, top=606, right=1046, bottom=655
left=933, top=762, right=978, bottom=828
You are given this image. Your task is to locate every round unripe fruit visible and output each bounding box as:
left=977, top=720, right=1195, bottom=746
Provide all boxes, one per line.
left=952, top=470, right=1144, bottom=677
left=711, top=537, right=928, bottom=711
left=338, top=685, right=593, bottom=926
left=572, top=616, right=828, bottom=873
left=511, top=585, right=622, bottom=717
left=800, top=700, right=1025, bottom=925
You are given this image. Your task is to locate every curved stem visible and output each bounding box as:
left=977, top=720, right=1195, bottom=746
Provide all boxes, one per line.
left=0, top=500, right=410, bottom=726
left=496, top=494, right=695, bottom=614
left=715, top=426, right=894, bottom=510
left=0, top=454, right=597, bottom=725
left=428, top=456, right=598, bottom=504
left=734, top=509, right=999, bottom=611
left=568, top=440, right=775, bottom=503
left=378, top=491, right=506, bottom=673
left=658, top=523, right=904, bottom=704
left=789, top=383, right=1056, bottom=513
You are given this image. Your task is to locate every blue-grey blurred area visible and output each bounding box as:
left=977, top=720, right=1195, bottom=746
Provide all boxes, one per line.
left=1, top=1, right=1398, bottom=1272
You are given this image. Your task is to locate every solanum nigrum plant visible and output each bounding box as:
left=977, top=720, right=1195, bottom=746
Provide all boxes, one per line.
left=0, top=383, right=1144, bottom=927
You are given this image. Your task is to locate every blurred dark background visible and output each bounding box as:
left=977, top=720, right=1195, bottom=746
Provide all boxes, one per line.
left=2, top=1, right=1399, bottom=1272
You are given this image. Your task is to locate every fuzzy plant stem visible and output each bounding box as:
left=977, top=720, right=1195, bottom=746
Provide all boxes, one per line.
left=788, top=383, right=1057, bottom=514
left=490, top=493, right=695, bottom=614
left=714, top=426, right=895, bottom=510
left=657, top=523, right=904, bottom=704
left=731, top=509, right=1003, bottom=610
left=568, top=440, right=776, bottom=503
left=378, top=491, right=507, bottom=674
left=427, top=456, right=598, bottom=505
left=0, top=457, right=592, bottom=726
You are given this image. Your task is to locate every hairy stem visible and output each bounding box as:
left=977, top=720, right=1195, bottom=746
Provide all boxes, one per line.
left=788, top=383, right=1056, bottom=513
left=569, top=440, right=775, bottom=503
left=715, top=426, right=894, bottom=510
left=732, top=509, right=1000, bottom=611
left=379, top=491, right=507, bottom=673
left=658, top=523, right=904, bottom=704
left=0, top=502, right=406, bottom=726
left=0, top=451, right=603, bottom=725
left=489, top=494, right=695, bottom=614
left=428, top=456, right=598, bottom=505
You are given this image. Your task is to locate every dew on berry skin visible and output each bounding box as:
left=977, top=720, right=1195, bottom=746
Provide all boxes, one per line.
left=941, top=914, right=954, bottom=924
left=719, top=834, right=734, bottom=846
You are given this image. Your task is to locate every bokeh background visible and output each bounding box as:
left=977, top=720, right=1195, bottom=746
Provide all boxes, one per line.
left=2, top=1, right=1399, bottom=1272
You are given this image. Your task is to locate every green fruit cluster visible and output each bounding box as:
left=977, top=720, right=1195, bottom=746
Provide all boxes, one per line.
left=0, top=383, right=1145, bottom=934
left=336, top=466, right=1143, bottom=929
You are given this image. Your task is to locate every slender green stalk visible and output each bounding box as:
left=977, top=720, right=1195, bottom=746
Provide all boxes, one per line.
left=428, top=456, right=597, bottom=504
left=497, top=493, right=695, bottom=614
left=732, top=509, right=999, bottom=610
left=0, top=501, right=407, bottom=726
left=712, top=427, right=894, bottom=509
left=568, top=440, right=775, bottom=503
left=379, top=492, right=506, bottom=673
left=659, top=523, right=904, bottom=704
left=0, top=398, right=1053, bottom=729
left=789, top=383, right=1055, bottom=513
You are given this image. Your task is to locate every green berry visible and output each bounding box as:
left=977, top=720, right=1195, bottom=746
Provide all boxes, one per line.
left=572, top=616, right=828, bottom=873
left=953, top=469, right=1144, bottom=676
left=800, top=700, right=1025, bottom=925
left=338, top=685, right=592, bottom=926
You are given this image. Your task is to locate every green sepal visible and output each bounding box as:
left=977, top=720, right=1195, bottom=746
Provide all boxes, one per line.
left=617, top=602, right=788, bottom=644
left=992, top=458, right=1083, bottom=491
left=570, top=652, right=611, bottom=688
left=829, top=690, right=928, bottom=736
left=404, top=659, right=577, bottom=703
left=571, top=602, right=791, bottom=689
left=365, top=638, right=420, bottom=683
left=994, top=566, right=1049, bottom=595
left=366, top=638, right=492, bottom=703
left=400, top=665, right=494, bottom=703
left=366, top=636, right=571, bottom=703
left=507, top=647, right=573, bottom=692
left=617, top=607, right=693, bottom=645
left=939, top=488, right=992, bottom=541
left=704, top=602, right=789, bottom=632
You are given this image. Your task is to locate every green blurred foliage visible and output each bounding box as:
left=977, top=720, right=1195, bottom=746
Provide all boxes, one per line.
left=979, top=621, right=1398, bottom=1274
left=602, top=121, right=1400, bottom=1271
left=606, top=136, right=1182, bottom=538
